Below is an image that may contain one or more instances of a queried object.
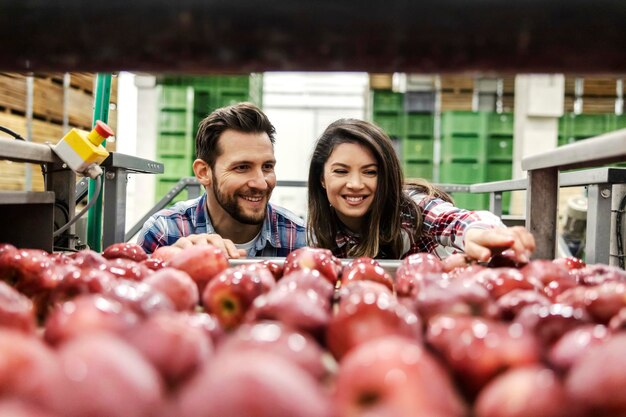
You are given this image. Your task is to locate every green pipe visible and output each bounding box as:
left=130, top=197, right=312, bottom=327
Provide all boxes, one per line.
left=86, top=73, right=112, bottom=251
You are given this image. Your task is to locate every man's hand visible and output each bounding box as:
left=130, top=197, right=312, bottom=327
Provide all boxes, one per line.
left=172, top=233, right=247, bottom=259
left=464, top=226, right=536, bottom=264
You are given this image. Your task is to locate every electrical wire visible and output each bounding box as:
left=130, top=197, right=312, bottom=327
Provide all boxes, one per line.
left=617, top=193, right=626, bottom=269
left=53, top=175, right=102, bottom=238
left=0, top=125, right=26, bottom=140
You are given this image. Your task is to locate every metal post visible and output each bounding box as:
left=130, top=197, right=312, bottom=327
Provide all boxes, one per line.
left=102, top=169, right=128, bottom=248
left=527, top=167, right=559, bottom=259
left=25, top=74, right=34, bottom=191
left=586, top=184, right=612, bottom=264
left=489, top=191, right=503, bottom=217
left=86, top=73, right=112, bottom=251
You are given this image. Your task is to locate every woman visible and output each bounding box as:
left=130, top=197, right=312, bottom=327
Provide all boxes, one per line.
left=307, top=118, right=535, bottom=262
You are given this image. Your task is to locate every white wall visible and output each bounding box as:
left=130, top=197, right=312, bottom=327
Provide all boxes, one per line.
left=263, top=72, right=368, bottom=217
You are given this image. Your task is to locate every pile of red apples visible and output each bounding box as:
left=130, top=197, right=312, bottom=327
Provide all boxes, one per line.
left=1, top=241, right=626, bottom=417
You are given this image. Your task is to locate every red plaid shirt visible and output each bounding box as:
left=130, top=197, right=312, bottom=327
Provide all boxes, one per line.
left=332, top=192, right=504, bottom=259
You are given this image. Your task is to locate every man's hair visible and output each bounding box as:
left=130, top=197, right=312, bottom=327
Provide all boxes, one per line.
left=195, top=102, right=276, bottom=168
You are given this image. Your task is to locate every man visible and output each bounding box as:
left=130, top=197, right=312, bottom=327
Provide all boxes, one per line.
left=138, top=102, right=306, bottom=258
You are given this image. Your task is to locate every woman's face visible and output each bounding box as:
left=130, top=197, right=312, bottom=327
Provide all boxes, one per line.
left=321, top=142, right=378, bottom=232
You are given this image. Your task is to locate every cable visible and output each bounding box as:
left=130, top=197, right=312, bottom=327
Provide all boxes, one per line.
left=0, top=125, right=26, bottom=140
left=617, top=193, right=626, bottom=269
left=53, top=175, right=102, bottom=238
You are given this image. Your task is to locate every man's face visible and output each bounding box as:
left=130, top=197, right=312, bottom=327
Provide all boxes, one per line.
left=210, top=130, right=276, bottom=225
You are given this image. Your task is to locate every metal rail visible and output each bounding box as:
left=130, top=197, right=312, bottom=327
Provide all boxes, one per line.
left=1, top=0, right=626, bottom=73
left=523, top=130, right=626, bottom=260
left=470, top=167, right=626, bottom=264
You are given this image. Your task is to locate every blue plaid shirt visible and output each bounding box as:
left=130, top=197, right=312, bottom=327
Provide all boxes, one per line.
left=138, top=193, right=306, bottom=257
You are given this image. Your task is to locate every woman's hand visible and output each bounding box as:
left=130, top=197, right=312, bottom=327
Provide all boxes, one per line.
left=464, top=226, right=536, bottom=264
left=173, top=233, right=247, bottom=259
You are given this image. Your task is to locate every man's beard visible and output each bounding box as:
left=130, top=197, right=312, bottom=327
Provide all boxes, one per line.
left=212, top=176, right=268, bottom=225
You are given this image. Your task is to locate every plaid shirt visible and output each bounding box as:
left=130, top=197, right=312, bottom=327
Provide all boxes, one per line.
left=138, top=193, right=306, bottom=257
left=333, top=192, right=504, bottom=259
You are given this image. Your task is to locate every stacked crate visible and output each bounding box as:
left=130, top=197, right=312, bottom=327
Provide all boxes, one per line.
left=0, top=73, right=117, bottom=192
left=439, top=111, right=515, bottom=212
left=154, top=75, right=263, bottom=204
left=439, top=111, right=489, bottom=210
left=370, top=90, right=435, bottom=181
left=485, top=113, right=514, bottom=213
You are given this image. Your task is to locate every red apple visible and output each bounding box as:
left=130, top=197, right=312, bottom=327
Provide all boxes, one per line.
left=169, top=245, right=229, bottom=293
left=580, top=282, right=626, bottom=323
left=553, top=256, right=586, bottom=271
left=202, top=265, right=275, bottom=330
left=514, top=303, right=592, bottom=347
left=104, top=258, right=151, bottom=281
left=493, top=289, right=551, bottom=321
left=246, top=286, right=331, bottom=339
left=141, top=257, right=166, bottom=271
left=427, top=315, right=540, bottom=395
left=277, top=269, right=335, bottom=307
left=69, top=249, right=108, bottom=270
left=0, top=399, right=60, bottom=417
left=475, top=366, right=574, bottom=417
left=327, top=289, right=422, bottom=360
left=487, top=249, right=527, bottom=268
left=416, top=276, right=492, bottom=321
left=0, top=329, right=62, bottom=408
left=566, top=333, right=626, bottom=415
left=151, top=245, right=183, bottom=263
left=218, top=321, right=329, bottom=380
left=127, top=311, right=213, bottom=387
left=0, top=281, right=36, bottom=333
left=177, top=350, right=333, bottom=417
left=473, top=267, right=539, bottom=299
left=49, top=334, right=164, bottom=417
left=548, top=324, right=611, bottom=373
left=180, top=312, right=225, bottom=347
left=43, top=294, right=140, bottom=345
left=257, top=259, right=284, bottom=281
left=283, top=247, right=341, bottom=285
left=571, top=263, right=626, bottom=286
left=104, top=279, right=175, bottom=317
left=337, top=280, right=393, bottom=305
left=341, top=262, right=394, bottom=292
left=48, top=266, right=116, bottom=305
left=144, top=267, right=199, bottom=311
left=102, top=242, right=148, bottom=262
left=335, top=336, right=467, bottom=417
left=4, top=249, right=57, bottom=295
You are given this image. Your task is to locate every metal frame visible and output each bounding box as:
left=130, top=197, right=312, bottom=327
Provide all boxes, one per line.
left=0, top=139, right=163, bottom=250
left=469, top=148, right=626, bottom=263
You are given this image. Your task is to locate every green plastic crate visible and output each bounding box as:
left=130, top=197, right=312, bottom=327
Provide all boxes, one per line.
left=159, top=156, right=192, bottom=179
left=215, top=90, right=248, bottom=108
left=441, top=135, right=485, bottom=162
left=155, top=179, right=188, bottom=205
left=372, top=91, right=404, bottom=113
left=487, top=137, right=513, bottom=161
left=406, top=114, right=434, bottom=137
left=157, top=133, right=192, bottom=157
left=441, top=111, right=484, bottom=136
left=487, top=112, right=514, bottom=136
left=486, top=162, right=512, bottom=182
left=216, top=76, right=250, bottom=89
left=568, top=113, right=610, bottom=138
left=193, top=90, right=213, bottom=116
left=159, top=86, right=190, bottom=110
left=374, top=113, right=404, bottom=138
left=450, top=192, right=489, bottom=211
left=158, top=111, right=188, bottom=133
left=403, top=138, right=434, bottom=161
left=403, top=161, right=434, bottom=181
left=439, top=162, right=485, bottom=184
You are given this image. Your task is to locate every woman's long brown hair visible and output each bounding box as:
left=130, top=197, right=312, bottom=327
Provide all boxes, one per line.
left=307, top=118, right=452, bottom=258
